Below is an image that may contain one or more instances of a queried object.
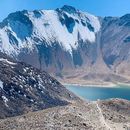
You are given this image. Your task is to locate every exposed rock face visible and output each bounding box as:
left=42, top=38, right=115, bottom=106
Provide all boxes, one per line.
left=0, top=99, right=130, bottom=130
left=0, top=52, right=79, bottom=119
left=101, top=15, right=130, bottom=76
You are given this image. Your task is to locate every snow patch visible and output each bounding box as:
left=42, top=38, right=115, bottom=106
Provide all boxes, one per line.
left=0, top=80, right=3, bottom=89
left=0, top=58, right=16, bottom=65
left=0, top=28, right=18, bottom=56
left=2, top=96, right=9, bottom=107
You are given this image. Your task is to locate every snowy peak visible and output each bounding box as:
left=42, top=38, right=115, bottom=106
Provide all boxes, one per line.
left=58, top=5, right=78, bottom=14
left=1, top=10, right=33, bottom=40
left=0, top=6, right=101, bottom=56
left=57, top=5, right=101, bottom=33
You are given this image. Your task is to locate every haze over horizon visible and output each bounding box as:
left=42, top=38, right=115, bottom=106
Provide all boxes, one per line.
left=0, top=0, right=130, bottom=21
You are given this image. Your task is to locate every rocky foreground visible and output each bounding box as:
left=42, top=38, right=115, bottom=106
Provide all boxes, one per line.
left=0, top=99, right=130, bottom=130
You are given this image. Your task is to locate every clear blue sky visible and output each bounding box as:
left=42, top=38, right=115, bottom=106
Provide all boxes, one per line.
left=0, top=0, right=130, bottom=21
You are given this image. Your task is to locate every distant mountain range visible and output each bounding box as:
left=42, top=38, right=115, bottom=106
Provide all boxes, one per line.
left=0, top=5, right=130, bottom=84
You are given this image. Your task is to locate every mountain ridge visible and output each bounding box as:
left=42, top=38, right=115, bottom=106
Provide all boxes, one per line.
left=0, top=51, right=79, bottom=119
left=0, top=5, right=130, bottom=84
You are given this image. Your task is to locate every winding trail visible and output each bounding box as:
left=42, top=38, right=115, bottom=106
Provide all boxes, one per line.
left=94, top=101, right=113, bottom=130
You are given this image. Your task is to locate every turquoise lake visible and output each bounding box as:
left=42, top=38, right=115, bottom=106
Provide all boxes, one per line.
left=65, top=85, right=130, bottom=101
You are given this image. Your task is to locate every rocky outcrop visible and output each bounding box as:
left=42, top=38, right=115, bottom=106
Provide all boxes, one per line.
left=0, top=52, right=79, bottom=119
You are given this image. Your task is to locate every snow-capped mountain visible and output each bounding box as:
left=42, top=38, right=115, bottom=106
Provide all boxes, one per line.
left=0, top=52, right=78, bottom=119
left=0, top=5, right=100, bottom=71
left=0, top=5, right=100, bottom=56
left=0, top=5, right=130, bottom=83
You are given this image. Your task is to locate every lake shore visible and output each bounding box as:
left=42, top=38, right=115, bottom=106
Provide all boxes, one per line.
left=62, top=82, right=130, bottom=88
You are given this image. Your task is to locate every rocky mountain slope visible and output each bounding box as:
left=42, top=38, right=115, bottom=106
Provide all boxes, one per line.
left=0, top=5, right=130, bottom=84
left=0, top=99, right=130, bottom=130
left=0, top=52, right=79, bottom=119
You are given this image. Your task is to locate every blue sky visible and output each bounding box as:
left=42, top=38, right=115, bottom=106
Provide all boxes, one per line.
left=0, top=0, right=130, bottom=21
